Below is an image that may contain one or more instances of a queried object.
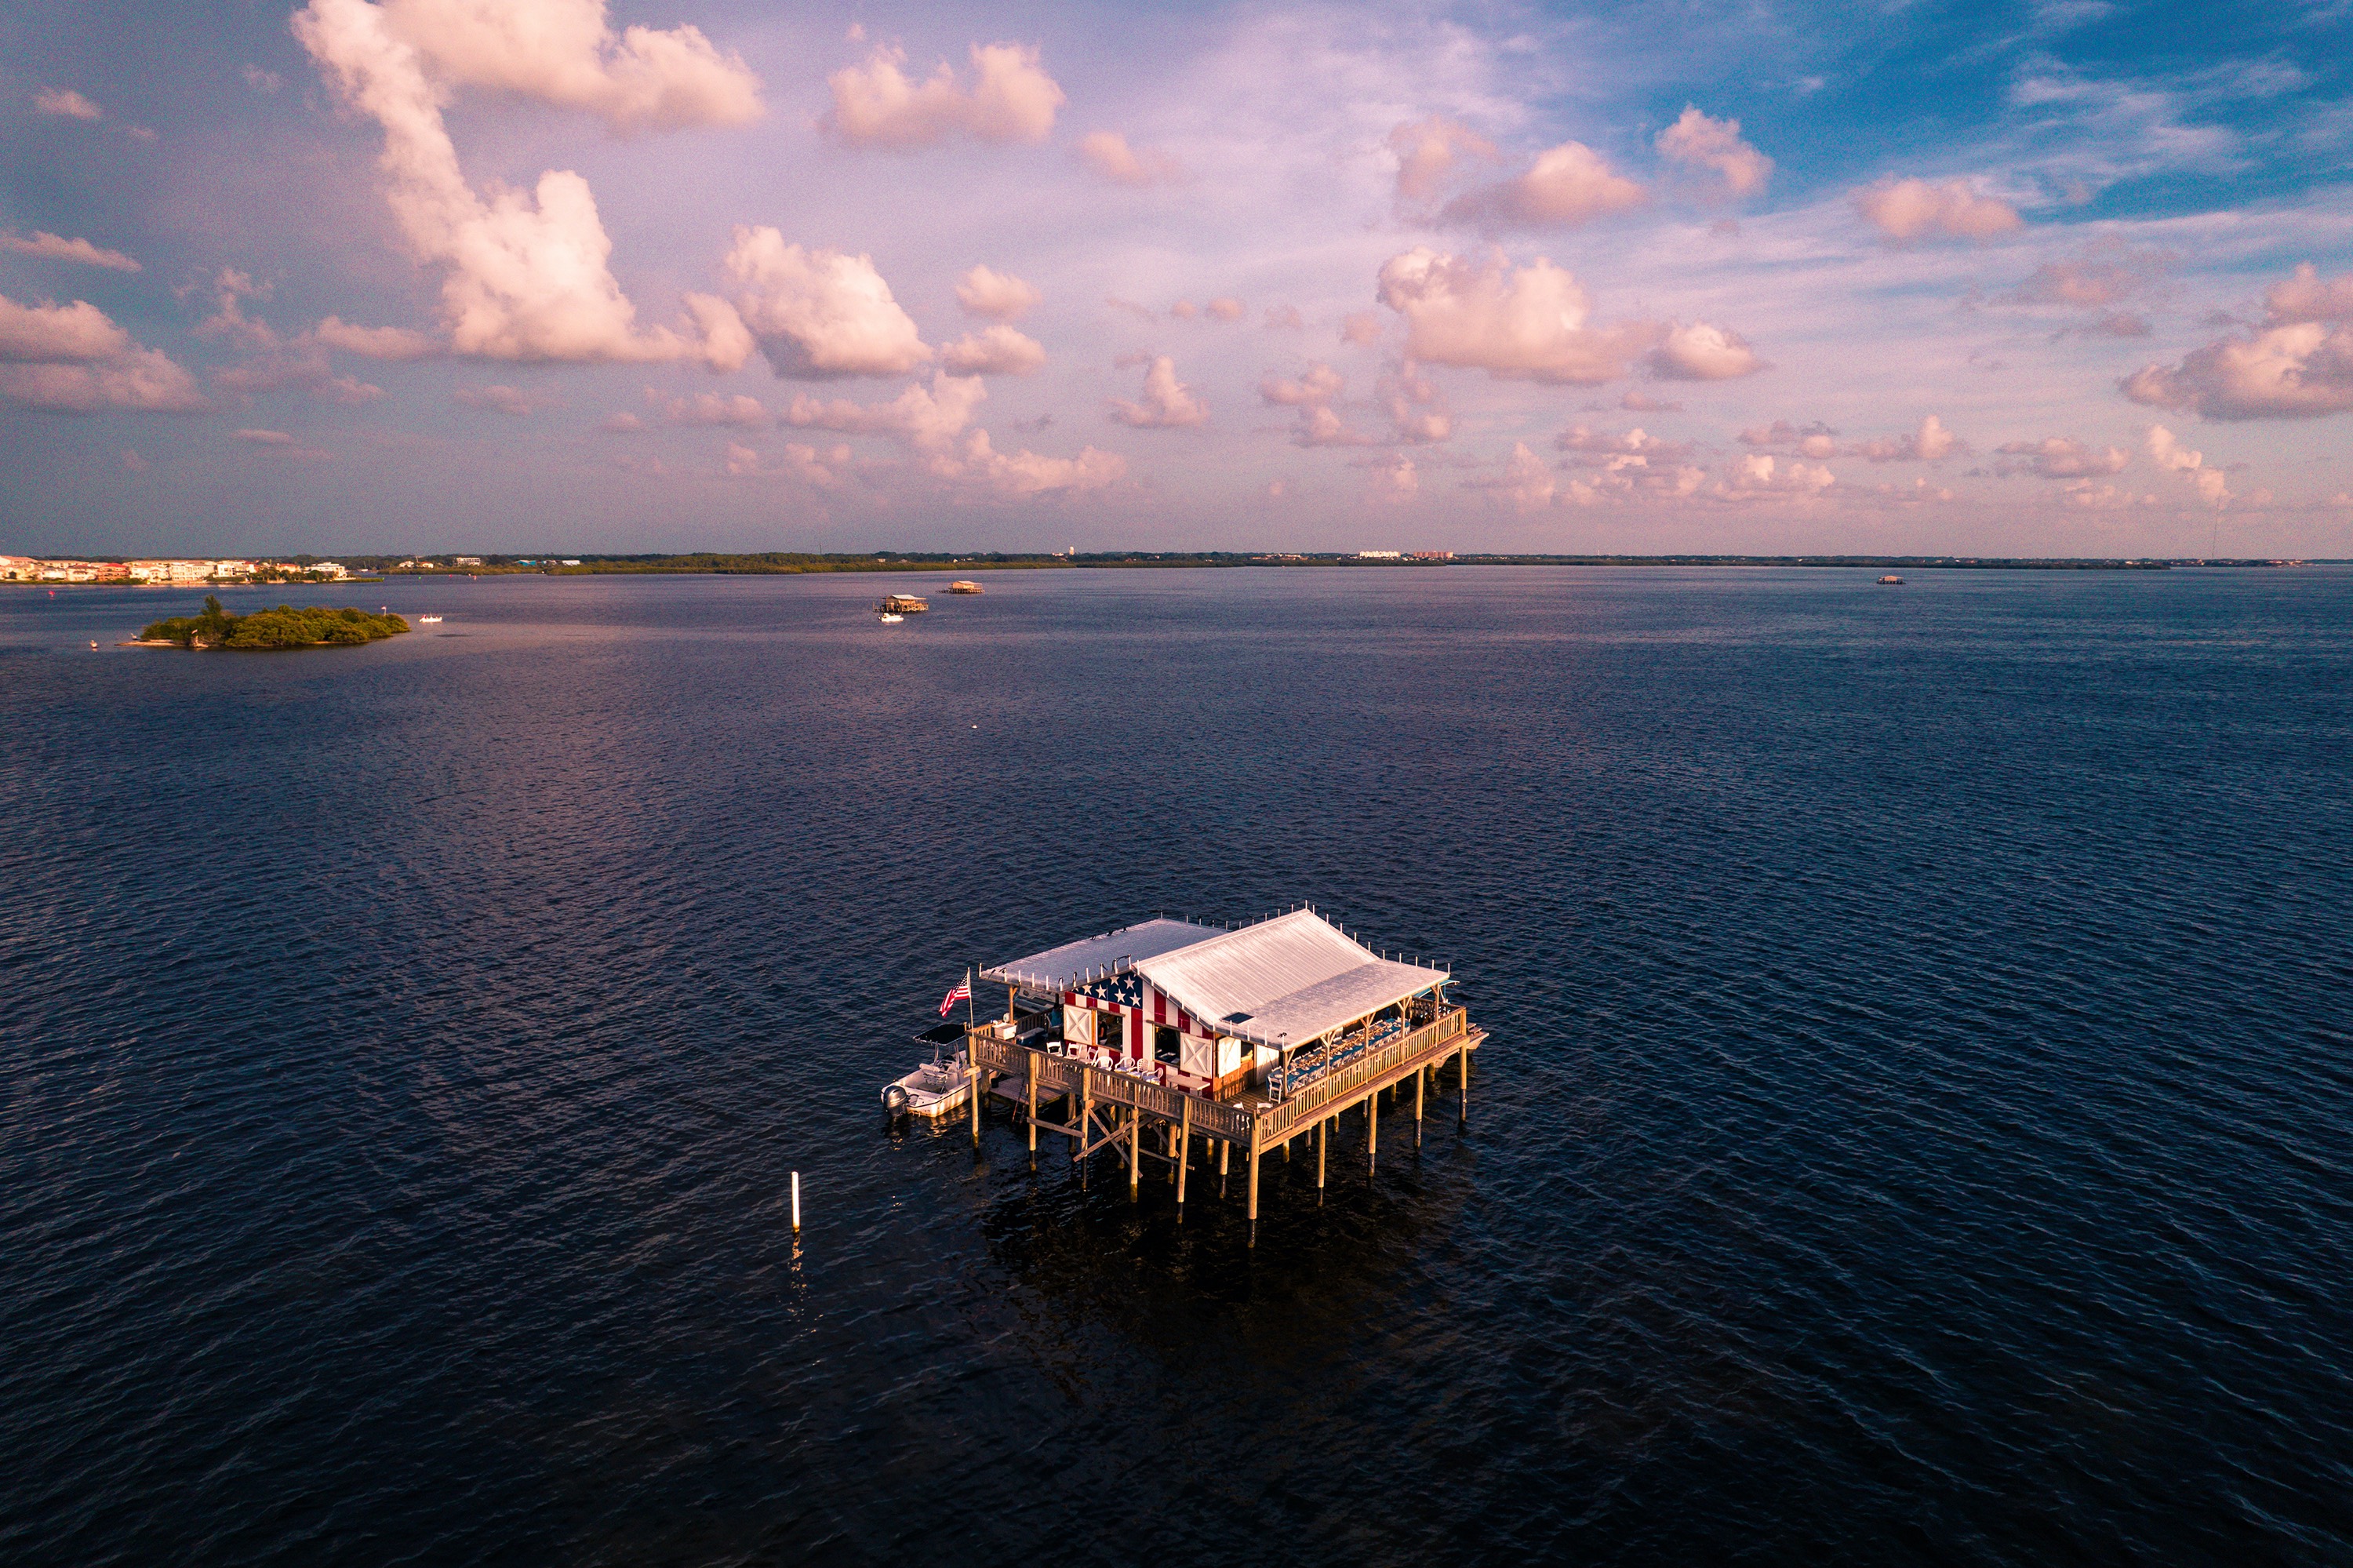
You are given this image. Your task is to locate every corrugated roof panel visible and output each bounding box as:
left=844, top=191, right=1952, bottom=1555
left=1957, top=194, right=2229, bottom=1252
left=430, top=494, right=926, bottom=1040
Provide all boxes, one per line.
left=981, top=918, right=1223, bottom=993
left=1133, top=909, right=1449, bottom=1046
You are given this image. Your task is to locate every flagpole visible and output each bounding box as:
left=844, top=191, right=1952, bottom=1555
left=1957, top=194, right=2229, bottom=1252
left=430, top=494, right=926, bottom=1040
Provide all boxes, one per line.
left=964, top=967, right=974, bottom=1031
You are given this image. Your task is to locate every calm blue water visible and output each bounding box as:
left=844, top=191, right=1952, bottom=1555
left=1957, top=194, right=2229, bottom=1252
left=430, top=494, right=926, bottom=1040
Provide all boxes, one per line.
left=3, top=566, right=2350, bottom=1566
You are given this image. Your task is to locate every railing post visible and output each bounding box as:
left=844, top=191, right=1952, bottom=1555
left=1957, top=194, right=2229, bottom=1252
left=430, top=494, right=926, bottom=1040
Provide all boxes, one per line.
left=1027, top=1052, right=1038, bottom=1154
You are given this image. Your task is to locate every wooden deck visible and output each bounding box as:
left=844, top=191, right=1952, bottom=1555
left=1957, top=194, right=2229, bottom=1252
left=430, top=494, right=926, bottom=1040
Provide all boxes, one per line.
left=967, top=1006, right=1484, bottom=1231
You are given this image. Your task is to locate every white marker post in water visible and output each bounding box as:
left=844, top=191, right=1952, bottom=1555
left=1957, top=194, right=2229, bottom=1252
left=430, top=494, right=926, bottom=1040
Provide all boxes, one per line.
left=791, top=1171, right=801, bottom=1231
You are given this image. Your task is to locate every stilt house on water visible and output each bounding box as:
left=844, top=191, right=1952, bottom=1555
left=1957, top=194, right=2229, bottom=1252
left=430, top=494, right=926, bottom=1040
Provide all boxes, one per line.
left=963, top=908, right=1485, bottom=1233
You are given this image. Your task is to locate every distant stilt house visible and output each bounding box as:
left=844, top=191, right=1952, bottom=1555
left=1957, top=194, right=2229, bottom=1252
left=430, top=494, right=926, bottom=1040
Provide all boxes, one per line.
left=966, top=908, right=1484, bottom=1234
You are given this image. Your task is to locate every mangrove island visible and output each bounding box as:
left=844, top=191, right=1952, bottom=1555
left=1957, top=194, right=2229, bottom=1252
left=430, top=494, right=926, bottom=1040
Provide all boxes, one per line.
left=137, top=597, right=409, bottom=649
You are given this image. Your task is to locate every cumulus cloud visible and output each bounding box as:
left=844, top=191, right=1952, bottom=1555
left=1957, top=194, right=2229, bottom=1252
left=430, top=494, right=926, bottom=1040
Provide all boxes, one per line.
left=1376, top=362, right=1451, bottom=443
left=295, top=0, right=752, bottom=367
left=1556, top=424, right=1692, bottom=464
left=376, top=0, right=762, bottom=132
left=1738, top=420, right=1838, bottom=457
left=1442, top=141, right=1646, bottom=228
left=1377, top=247, right=1654, bottom=384
left=2004, top=256, right=2151, bottom=307
left=1654, top=107, right=1771, bottom=198
left=722, top=227, right=929, bottom=378
left=1617, top=390, right=1682, bottom=413
left=1206, top=297, right=1246, bottom=324
left=1340, top=311, right=1384, bottom=347
left=453, top=383, right=534, bottom=414
left=1264, top=304, right=1303, bottom=330
left=1855, top=177, right=2024, bottom=242
left=1850, top=414, right=1961, bottom=462
left=824, top=42, right=1062, bottom=149
left=1258, top=362, right=1343, bottom=406
left=1286, top=406, right=1375, bottom=447
left=655, top=389, right=767, bottom=427
left=1373, top=453, right=1419, bottom=503
left=312, top=315, right=442, bottom=358
left=1648, top=319, right=1768, bottom=380
left=940, top=429, right=1126, bottom=496
left=1387, top=115, right=1498, bottom=203
left=1078, top=129, right=1185, bottom=187
left=2122, top=264, right=2353, bottom=420
left=1466, top=441, right=1556, bottom=510
left=2146, top=424, right=2229, bottom=505
left=1995, top=435, right=2128, bottom=478
left=599, top=410, right=645, bottom=432
left=1169, top=300, right=1198, bottom=321
left=35, top=88, right=102, bottom=120
left=784, top=370, right=985, bottom=452
left=940, top=324, right=1046, bottom=375
left=1726, top=452, right=1837, bottom=494
left=0, top=293, right=205, bottom=413
left=2, top=232, right=140, bottom=271
left=1107, top=355, right=1208, bottom=427
left=955, top=264, right=1039, bottom=321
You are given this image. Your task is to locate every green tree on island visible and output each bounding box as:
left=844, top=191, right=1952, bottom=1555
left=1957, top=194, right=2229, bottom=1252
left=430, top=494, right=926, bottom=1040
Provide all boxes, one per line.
left=142, top=598, right=409, bottom=649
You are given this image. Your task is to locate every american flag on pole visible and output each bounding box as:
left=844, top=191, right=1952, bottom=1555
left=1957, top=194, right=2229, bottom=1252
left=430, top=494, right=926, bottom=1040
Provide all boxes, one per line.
left=939, top=973, right=973, bottom=1017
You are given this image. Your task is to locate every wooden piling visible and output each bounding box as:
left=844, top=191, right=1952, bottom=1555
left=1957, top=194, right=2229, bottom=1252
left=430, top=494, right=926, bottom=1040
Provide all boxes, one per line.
left=1246, top=1137, right=1260, bottom=1223
left=1459, top=1042, right=1468, bottom=1122
left=1078, top=1075, right=1091, bottom=1164
left=969, top=1060, right=983, bottom=1146
left=1369, top=1089, right=1378, bottom=1162
left=1026, top=1065, right=1038, bottom=1154
left=1220, top=1141, right=1229, bottom=1177
left=1317, top=1116, right=1326, bottom=1188
left=1128, top=1105, right=1141, bottom=1195
left=1176, top=1097, right=1191, bottom=1206
left=1415, top=1065, right=1424, bottom=1146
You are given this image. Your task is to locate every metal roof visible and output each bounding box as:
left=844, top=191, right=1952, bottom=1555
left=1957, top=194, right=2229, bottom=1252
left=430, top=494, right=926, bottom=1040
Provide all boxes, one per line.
left=1136, top=910, right=1449, bottom=1049
left=980, top=918, right=1224, bottom=993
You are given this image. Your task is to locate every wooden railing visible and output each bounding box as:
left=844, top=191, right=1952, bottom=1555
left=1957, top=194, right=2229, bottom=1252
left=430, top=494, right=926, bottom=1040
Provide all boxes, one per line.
left=971, top=1035, right=1253, bottom=1142
left=973, top=1013, right=1471, bottom=1148
left=1253, top=1008, right=1469, bottom=1144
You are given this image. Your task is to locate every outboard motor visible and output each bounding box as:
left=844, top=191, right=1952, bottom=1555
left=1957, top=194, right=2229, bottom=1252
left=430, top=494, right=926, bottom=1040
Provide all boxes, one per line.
left=882, top=1084, right=910, bottom=1115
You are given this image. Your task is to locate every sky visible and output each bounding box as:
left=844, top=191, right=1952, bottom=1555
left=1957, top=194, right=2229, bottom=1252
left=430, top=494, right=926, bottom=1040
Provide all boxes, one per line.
left=3, top=0, right=2351, bottom=558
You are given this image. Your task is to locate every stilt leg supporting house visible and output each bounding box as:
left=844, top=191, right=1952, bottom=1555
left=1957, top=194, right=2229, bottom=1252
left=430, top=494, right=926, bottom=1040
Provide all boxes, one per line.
left=1176, top=1098, right=1191, bottom=1206
left=1129, top=1105, right=1141, bottom=1195
left=970, top=1064, right=984, bottom=1146
left=1027, top=1072, right=1038, bottom=1154
left=1415, top=1065, right=1424, bottom=1146
left=1369, top=1090, right=1378, bottom=1169
left=1317, top=1117, right=1327, bottom=1188
left=1247, top=1138, right=1260, bottom=1224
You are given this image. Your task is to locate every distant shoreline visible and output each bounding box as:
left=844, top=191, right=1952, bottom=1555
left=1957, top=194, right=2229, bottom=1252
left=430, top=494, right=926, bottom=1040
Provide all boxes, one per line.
left=6, top=555, right=2333, bottom=583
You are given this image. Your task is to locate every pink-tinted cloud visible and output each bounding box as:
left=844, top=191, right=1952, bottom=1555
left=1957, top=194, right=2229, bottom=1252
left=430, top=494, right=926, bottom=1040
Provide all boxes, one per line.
left=955, top=264, right=1040, bottom=321
left=656, top=389, right=768, bottom=427
left=1339, top=311, right=1383, bottom=347
left=1995, top=436, right=2128, bottom=478
left=312, top=316, right=442, bottom=359
left=1206, top=297, right=1246, bottom=323
left=296, top=0, right=751, bottom=367
left=1655, top=107, right=1771, bottom=198
left=1618, top=390, right=1682, bottom=413
left=377, top=0, right=762, bottom=132
left=1264, top=304, right=1303, bottom=331
left=1649, top=319, right=1768, bottom=380
left=1078, top=129, right=1185, bottom=187
left=1377, top=248, right=1653, bottom=384
left=1377, top=362, right=1452, bottom=443
left=1387, top=115, right=1498, bottom=203
left=941, top=429, right=1126, bottom=495
left=453, top=383, right=535, bottom=414
left=234, top=427, right=296, bottom=443
left=1556, top=424, right=1692, bottom=463
left=1287, top=406, right=1375, bottom=447
left=2146, top=424, right=2230, bottom=504
left=1372, top=453, right=1418, bottom=503
left=1, top=231, right=140, bottom=271
left=824, top=42, right=1061, bottom=148
left=35, top=88, right=102, bottom=120
left=599, top=410, right=645, bottom=432
left=1725, top=452, right=1837, bottom=494
left=1854, top=177, right=2024, bottom=242
left=1465, top=442, right=1557, bottom=510
left=940, top=325, right=1046, bottom=375
left=1107, top=355, right=1207, bottom=427
left=1442, top=142, right=1646, bottom=229
left=723, top=227, right=929, bottom=378
left=1258, top=362, right=1343, bottom=406
left=784, top=370, right=985, bottom=452
left=0, top=293, right=205, bottom=413
left=1849, top=414, right=1961, bottom=462
left=2122, top=265, right=2353, bottom=420
left=2005, top=258, right=2145, bottom=307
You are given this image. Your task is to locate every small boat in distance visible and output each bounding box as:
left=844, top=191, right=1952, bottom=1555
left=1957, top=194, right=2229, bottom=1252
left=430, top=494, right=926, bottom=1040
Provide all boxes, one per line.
left=878, top=612, right=904, bottom=624
left=878, top=594, right=928, bottom=614
left=418, top=614, right=443, bottom=623
left=1878, top=575, right=1904, bottom=585
left=945, top=580, right=984, bottom=595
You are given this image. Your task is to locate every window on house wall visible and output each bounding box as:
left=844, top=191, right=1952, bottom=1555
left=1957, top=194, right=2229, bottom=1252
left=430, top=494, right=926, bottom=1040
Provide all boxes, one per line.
left=1099, top=1010, right=1129, bottom=1055
left=1153, top=1026, right=1180, bottom=1062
